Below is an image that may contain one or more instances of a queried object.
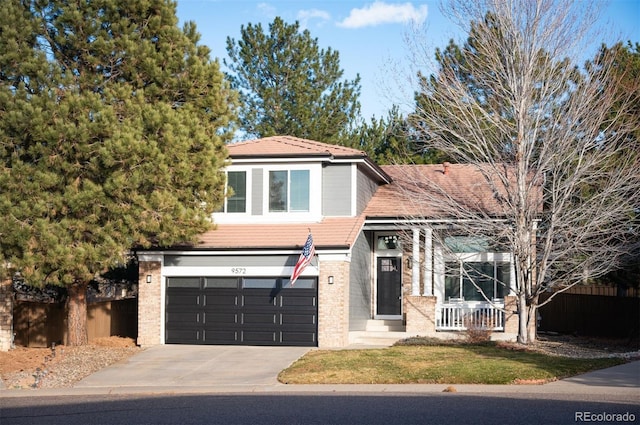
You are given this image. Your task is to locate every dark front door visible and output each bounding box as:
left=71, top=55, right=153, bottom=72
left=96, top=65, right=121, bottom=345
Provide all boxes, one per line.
left=376, top=257, right=402, bottom=316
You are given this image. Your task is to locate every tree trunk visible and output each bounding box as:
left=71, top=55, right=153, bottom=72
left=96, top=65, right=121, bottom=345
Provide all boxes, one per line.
left=66, top=281, right=88, bottom=346
left=527, top=303, right=538, bottom=344
left=517, top=293, right=529, bottom=344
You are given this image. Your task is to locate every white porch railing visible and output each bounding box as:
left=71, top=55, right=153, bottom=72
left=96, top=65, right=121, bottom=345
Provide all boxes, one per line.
left=436, top=301, right=505, bottom=331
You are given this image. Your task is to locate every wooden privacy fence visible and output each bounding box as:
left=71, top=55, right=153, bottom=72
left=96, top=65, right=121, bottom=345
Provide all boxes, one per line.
left=13, top=298, right=137, bottom=347
left=538, top=293, right=639, bottom=339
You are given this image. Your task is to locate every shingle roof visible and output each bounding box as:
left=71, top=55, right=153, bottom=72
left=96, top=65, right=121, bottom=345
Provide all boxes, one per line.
left=227, top=135, right=367, bottom=158
left=364, top=164, right=526, bottom=219
left=192, top=217, right=365, bottom=250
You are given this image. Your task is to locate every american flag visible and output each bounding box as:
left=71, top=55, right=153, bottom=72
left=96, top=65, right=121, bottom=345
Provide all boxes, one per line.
left=290, top=233, right=315, bottom=287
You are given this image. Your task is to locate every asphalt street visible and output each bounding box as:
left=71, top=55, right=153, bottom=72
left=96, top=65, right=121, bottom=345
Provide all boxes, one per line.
left=1, top=345, right=638, bottom=425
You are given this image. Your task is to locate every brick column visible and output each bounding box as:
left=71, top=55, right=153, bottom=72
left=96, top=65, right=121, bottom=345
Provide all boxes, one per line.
left=405, top=295, right=437, bottom=336
left=0, top=276, right=13, bottom=351
left=137, top=258, right=162, bottom=347
left=317, top=258, right=350, bottom=348
left=503, top=295, right=518, bottom=338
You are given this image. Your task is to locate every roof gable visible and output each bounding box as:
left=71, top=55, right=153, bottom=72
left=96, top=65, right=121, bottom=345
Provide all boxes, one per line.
left=227, top=135, right=367, bottom=158
left=227, top=135, right=391, bottom=184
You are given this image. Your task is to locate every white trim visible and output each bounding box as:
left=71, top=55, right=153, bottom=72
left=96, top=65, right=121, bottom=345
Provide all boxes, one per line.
left=319, top=253, right=352, bottom=262
left=160, top=272, right=166, bottom=344
left=412, top=228, right=420, bottom=296
left=351, top=163, right=358, bottom=217
left=137, top=253, right=163, bottom=262
left=162, top=265, right=319, bottom=277
left=423, top=227, right=433, bottom=296
left=373, top=232, right=403, bottom=318
left=375, top=314, right=403, bottom=320
left=229, top=157, right=329, bottom=164
left=138, top=249, right=351, bottom=256
left=213, top=163, right=323, bottom=224
left=220, top=165, right=252, bottom=217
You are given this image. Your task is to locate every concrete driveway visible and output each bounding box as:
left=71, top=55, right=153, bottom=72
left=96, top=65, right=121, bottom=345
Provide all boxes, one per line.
left=74, top=345, right=310, bottom=391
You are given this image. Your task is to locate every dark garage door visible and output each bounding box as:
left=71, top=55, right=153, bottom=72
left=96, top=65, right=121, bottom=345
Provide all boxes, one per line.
left=165, top=277, right=317, bottom=346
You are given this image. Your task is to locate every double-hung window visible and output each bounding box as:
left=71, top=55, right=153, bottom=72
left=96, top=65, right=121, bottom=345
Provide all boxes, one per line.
left=224, top=171, right=246, bottom=213
left=269, top=170, right=310, bottom=212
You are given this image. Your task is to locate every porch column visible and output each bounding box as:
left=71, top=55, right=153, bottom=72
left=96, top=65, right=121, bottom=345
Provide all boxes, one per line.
left=412, top=228, right=420, bottom=296
left=423, top=227, right=433, bottom=296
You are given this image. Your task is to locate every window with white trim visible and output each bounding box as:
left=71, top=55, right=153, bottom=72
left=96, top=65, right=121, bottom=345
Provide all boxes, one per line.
left=443, top=235, right=510, bottom=302
left=445, top=261, right=509, bottom=301
left=223, top=170, right=246, bottom=213
left=269, top=169, right=310, bottom=212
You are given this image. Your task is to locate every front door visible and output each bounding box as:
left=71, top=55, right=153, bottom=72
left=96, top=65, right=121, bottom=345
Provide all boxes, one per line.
left=376, top=257, right=402, bottom=316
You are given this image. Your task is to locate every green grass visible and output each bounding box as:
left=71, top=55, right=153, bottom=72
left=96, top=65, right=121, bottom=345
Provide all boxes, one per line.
left=278, top=342, right=626, bottom=385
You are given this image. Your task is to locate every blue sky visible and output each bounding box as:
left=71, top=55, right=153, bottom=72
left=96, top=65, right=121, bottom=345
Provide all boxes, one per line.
left=176, top=0, right=640, bottom=122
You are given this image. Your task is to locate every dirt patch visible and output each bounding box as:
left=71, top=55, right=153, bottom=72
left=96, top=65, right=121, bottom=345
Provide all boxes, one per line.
left=0, top=336, right=140, bottom=389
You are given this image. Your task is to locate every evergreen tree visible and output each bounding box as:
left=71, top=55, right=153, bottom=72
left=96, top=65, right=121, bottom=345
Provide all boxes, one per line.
left=590, top=41, right=640, bottom=289
left=225, top=17, right=361, bottom=143
left=0, top=0, right=237, bottom=345
left=346, top=106, right=445, bottom=165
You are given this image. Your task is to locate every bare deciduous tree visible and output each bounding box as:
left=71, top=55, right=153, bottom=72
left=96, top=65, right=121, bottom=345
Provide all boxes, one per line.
left=400, top=0, right=639, bottom=343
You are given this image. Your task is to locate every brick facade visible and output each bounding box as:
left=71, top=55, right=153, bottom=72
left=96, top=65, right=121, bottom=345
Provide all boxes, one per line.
left=0, top=276, right=13, bottom=351
left=503, top=295, right=519, bottom=336
left=317, top=259, right=350, bottom=348
left=137, top=260, right=162, bottom=347
left=405, top=295, right=437, bottom=336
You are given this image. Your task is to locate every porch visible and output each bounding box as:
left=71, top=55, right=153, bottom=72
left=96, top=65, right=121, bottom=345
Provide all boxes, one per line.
left=436, top=300, right=505, bottom=331
left=349, top=298, right=517, bottom=346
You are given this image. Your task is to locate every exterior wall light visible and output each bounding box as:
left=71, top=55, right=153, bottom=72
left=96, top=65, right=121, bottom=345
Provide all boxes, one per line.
left=146, top=274, right=152, bottom=284
left=328, top=276, right=334, bottom=285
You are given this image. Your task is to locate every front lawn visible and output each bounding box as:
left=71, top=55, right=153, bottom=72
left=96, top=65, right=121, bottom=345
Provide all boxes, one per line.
left=278, top=342, right=626, bottom=385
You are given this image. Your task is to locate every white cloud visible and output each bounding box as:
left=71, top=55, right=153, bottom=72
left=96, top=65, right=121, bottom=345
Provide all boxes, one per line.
left=297, top=8, right=331, bottom=28
left=337, top=1, right=428, bottom=29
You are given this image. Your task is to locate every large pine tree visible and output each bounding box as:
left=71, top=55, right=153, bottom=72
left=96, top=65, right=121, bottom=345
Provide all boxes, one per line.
left=225, top=17, right=361, bottom=143
left=0, top=0, right=237, bottom=345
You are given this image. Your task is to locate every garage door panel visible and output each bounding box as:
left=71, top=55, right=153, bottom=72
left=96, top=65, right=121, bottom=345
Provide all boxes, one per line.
left=204, top=294, right=238, bottom=306
left=203, top=330, right=239, bottom=343
left=242, top=330, right=277, bottom=344
left=242, top=313, right=277, bottom=325
left=280, top=295, right=316, bottom=308
left=281, top=332, right=316, bottom=345
left=204, top=312, right=237, bottom=324
left=280, top=313, right=316, bottom=325
left=242, top=294, right=276, bottom=307
left=166, top=311, right=200, bottom=325
left=166, top=293, right=201, bottom=307
left=165, top=328, right=201, bottom=344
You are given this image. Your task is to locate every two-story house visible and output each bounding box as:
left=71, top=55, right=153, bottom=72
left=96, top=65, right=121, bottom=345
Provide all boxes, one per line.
left=136, top=136, right=520, bottom=348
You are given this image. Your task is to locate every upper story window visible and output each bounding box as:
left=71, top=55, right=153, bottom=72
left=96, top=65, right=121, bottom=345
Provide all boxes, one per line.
left=269, top=170, right=310, bottom=212
left=224, top=170, right=246, bottom=213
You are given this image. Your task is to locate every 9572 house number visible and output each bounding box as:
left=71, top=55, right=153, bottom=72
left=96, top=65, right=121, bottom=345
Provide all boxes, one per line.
left=231, top=267, right=247, bottom=275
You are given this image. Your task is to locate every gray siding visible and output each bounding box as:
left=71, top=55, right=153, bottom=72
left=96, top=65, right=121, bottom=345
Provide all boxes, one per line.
left=356, top=167, right=379, bottom=214
left=322, top=164, right=352, bottom=216
left=165, top=255, right=297, bottom=267
left=349, top=231, right=372, bottom=331
left=251, top=168, right=263, bottom=215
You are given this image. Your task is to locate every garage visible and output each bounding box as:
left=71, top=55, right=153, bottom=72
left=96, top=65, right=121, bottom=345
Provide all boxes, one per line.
left=165, top=276, right=318, bottom=346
